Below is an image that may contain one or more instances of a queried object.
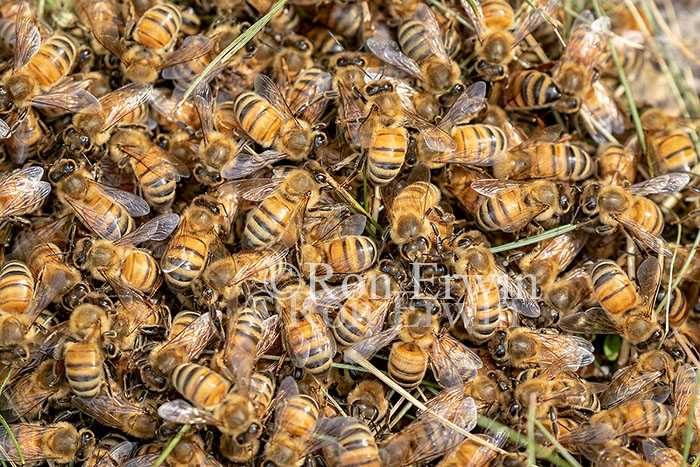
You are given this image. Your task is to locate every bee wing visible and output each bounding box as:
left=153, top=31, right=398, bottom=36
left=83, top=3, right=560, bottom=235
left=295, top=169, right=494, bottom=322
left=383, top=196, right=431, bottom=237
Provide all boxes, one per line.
left=193, top=84, right=215, bottom=142
left=30, top=78, right=102, bottom=113
left=434, top=145, right=507, bottom=166
left=512, top=0, right=561, bottom=46
left=162, top=312, right=215, bottom=360
left=98, top=82, right=152, bottom=132
left=673, top=363, right=697, bottom=418
left=103, top=271, right=164, bottom=333
left=160, top=34, right=214, bottom=70
left=288, top=70, right=332, bottom=118
left=157, top=399, right=217, bottom=425
left=535, top=333, right=594, bottom=370
left=460, top=0, right=485, bottom=41
left=255, top=74, right=297, bottom=123
left=315, top=213, right=367, bottom=242
left=61, top=194, right=129, bottom=241
left=0, top=166, right=51, bottom=218
left=494, top=264, right=541, bottom=317
left=224, top=177, right=284, bottom=202
left=405, top=109, right=457, bottom=152
left=612, top=214, right=672, bottom=257
left=0, top=374, right=55, bottom=422
left=255, top=314, right=281, bottom=359
left=560, top=11, right=609, bottom=68
left=272, top=376, right=299, bottom=426
left=337, top=82, right=363, bottom=146
left=345, top=324, right=401, bottom=362
left=92, top=20, right=127, bottom=61
left=430, top=334, right=482, bottom=388
left=556, top=421, right=618, bottom=445
left=13, top=2, right=40, bottom=72
left=629, top=173, right=690, bottom=195
left=228, top=248, right=289, bottom=286
left=525, top=231, right=588, bottom=274
left=92, top=181, right=150, bottom=217
left=413, top=3, right=450, bottom=63
left=301, top=281, right=366, bottom=312
left=636, top=256, right=661, bottom=312
left=365, top=37, right=422, bottom=80
left=221, top=149, right=288, bottom=180
left=581, top=80, right=625, bottom=144
left=0, top=118, right=10, bottom=140
left=0, top=424, right=68, bottom=462
left=358, top=104, right=380, bottom=148
left=511, top=124, right=564, bottom=152
left=559, top=307, right=623, bottom=334
left=600, top=367, right=664, bottom=409
left=115, top=213, right=179, bottom=246
left=439, top=82, right=488, bottom=130
left=118, top=143, right=190, bottom=179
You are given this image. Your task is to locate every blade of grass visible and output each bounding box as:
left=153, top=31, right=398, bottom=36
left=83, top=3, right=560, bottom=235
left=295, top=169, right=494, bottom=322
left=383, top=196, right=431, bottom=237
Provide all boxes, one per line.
left=488, top=223, right=583, bottom=253
left=533, top=419, right=584, bottom=467
left=426, top=0, right=474, bottom=31
left=0, top=369, right=13, bottom=397
left=345, top=349, right=508, bottom=454
left=523, top=0, right=566, bottom=47
left=580, top=110, right=620, bottom=144
left=153, top=424, right=191, bottom=467
left=527, top=394, right=536, bottom=465
left=389, top=398, right=414, bottom=428
left=0, top=415, right=23, bottom=465
left=656, top=227, right=700, bottom=316
left=656, top=217, right=681, bottom=341
left=178, top=0, right=288, bottom=105
left=683, top=369, right=700, bottom=465
left=589, top=0, right=648, bottom=173
left=321, top=171, right=384, bottom=235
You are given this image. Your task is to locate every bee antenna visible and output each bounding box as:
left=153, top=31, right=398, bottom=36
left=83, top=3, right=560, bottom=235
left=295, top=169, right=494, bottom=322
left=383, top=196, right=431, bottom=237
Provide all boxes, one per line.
left=259, top=40, right=282, bottom=53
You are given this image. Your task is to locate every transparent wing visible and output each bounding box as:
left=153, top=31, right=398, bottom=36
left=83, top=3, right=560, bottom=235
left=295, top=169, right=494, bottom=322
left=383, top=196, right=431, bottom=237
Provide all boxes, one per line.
left=255, top=314, right=281, bottom=359
left=157, top=399, right=217, bottom=425
left=366, top=37, right=422, bottom=79
left=581, top=80, right=625, bottom=144
left=612, top=214, right=672, bottom=257
left=512, top=0, right=561, bottom=45
left=460, top=0, right=485, bottom=41
left=629, top=173, right=690, bottom=195
left=345, top=324, right=401, bottom=361
left=439, top=81, right=488, bottom=130
left=30, top=79, right=101, bottom=113
left=558, top=307, right=623, bottom=334
left=160, top=34, right=214, bottom=70
left=600, top=366, right=664, bottom=409
left=92, top=20, right=126, bottom=60
left=116, top=213, right=180, bottom=246
left=100, top=82, right=152, bottom=132
left=117, top=142, right=190, bottom=179
left=0, top=166, right=51, bottom=218
left=13, top=1, right=39, bottom=71
left=228, top=248, right=289, bottom=286
left=405, top=109, right=456, bottom=152
left=255, top=74, right=297, bottom=123
left=434, top=146, right=507, bottom=166
left=414, top=3, right=450, bottom=63
left=221, top=149, right=288, bottom=180
left=161, top=312, right=215, bottom=362
left=430, top=333, right=482, bottom=388
left=539, top=334, right=594, bottom=370
left=494, top=265, right=540, bottom=317
left=63, top=195, right=129, bottom=241
left=636, top=256, right=661, bottom=312
left=560, top=11, right=609, bottom=68
left=673, top=363, right=697, bottom=418
left=94, top=181, right=150, bottom=216
left=224, top=177, right=284, bottom=202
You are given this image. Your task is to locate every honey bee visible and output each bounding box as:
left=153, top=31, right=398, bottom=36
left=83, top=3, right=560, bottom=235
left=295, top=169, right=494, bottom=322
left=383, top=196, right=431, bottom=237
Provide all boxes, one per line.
left=262, top=376, right=325, bottom=467
left=82, top=435, right=135, bottom=467
left=580, top=445, right=653, bottom=466
left=493, top=126, right=594, bottom=181
left=582, top=173, right=689, bottom=254
left=666, top=363, right=700, bottom=453
left=316, top=0, right=370, bottom=46
left=271, top=34, right=314, bottom=84
left=481, top=105, right=527, bottom=147
left=329, top=52, right=369, bottom=146
left=518, top=231, right=588, bottom=293
left=659, top=287, right=689, bottom=330
left=91, top=2, right=192, bottom=83
left=72, top=381, right=159, bottom=439
left=48, top=159, right=151, bottom=241
left=64, top=305, right=109, bottom=398
left=233, top=168, right=321, bottom=251
left=641, top=438, right=684, bottom=467
left=504, top=70, right=563, bottom=110
left=559, top=256, right=665, bottom=351
left=232, top=74, right=327, bottom=169
left=597, top=140, right=637, bottom=185
left=461, top=0, right=560, bottom=81
left=558, top=399, right=674, bottom=445
left=599, top=350, right=674, bottom=409
left=160, top=434, right=223, bottom=467
left=0, top=422, right=95, bottom=464
left=110, top=129, right=190, bottom=211
left=73, top=213, right=179, bottom=294
left=452, top=236, right=540, bottom=343
left=438, top=431, right=507, bottom=467
left=301, top=212, right=377, bottom=278
left=4, top=108, right=45, bottom=164
left=366, top=4, right=462, bottom=97
left=641, top=108, right=699, bottom=174
left=0, top=166, right=51, bottom=222
left=379, top=385, right=478, bottom=465
left=469, top=178, right=573, bottom=232
left=347, top=295, right=482, bottom=388
left=321, top=417, right=381, bottom=467
left=285, top=64, right=332, bottom=131
left=198, top=248, right=289, bottom=306
left=161, top=194, right=223, bottom=291
left=347, top=378, right=389, bottom=427
left=488, top=327, right=594, bottom=370
left=0, top=359, right=68, bottom=422
left=142, top=311, right=216, bottom=390
left=0, top=3, right=99, bottom=112
left=68, top=82, right=152, bottom=148
left=276, top=282, right=337, bottom=378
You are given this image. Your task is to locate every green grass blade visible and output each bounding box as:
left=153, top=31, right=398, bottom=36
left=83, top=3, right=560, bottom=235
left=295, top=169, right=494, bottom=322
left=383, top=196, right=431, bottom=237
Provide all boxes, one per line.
left=153, top=424, right=191, bottom=467
left=0, top=415, right=23, bottom=465
left=488, top=223, right=582, bottom=253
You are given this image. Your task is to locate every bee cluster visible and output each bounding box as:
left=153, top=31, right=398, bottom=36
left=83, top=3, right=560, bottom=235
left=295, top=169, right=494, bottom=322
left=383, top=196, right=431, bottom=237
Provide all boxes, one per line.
left=0, top=0, right=699, bottom=464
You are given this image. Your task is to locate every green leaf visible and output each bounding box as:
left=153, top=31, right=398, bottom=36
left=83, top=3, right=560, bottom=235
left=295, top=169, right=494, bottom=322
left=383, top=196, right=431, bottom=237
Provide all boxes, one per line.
left=603, top=335, right=622, bottom=361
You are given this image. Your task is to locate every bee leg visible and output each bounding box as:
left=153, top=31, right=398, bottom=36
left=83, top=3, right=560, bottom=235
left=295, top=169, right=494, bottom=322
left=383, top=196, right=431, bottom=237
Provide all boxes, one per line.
left=549, top=406, right=559, bottom=438
left=209, top=303, right=225, bottom=341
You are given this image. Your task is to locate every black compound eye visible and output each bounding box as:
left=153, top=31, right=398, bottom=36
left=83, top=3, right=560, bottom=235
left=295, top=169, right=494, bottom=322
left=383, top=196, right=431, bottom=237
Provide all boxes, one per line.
left=245, top=43, right=256, bottom=53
